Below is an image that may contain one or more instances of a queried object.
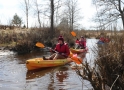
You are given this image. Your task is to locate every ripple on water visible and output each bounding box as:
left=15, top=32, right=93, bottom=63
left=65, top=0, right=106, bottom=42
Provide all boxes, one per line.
left=0, top=54, right=27, bottom=90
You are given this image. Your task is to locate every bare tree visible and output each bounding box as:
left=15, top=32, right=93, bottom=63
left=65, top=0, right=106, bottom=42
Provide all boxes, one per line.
left=54, top=0, right=63, bottom=26
left=50, top=0, right=54, bottom=37
left=92, top=0, right=124, bottom=29
left=33, top=0, right=42, bottom=28
left=23, top=0, right=30, bottom=29
left=64, top=0, right=82, bottom=31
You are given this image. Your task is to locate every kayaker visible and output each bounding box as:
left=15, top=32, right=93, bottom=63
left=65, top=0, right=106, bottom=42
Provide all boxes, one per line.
left=75, top=38, right=80, bottom=49
left=78, top=36, right=86, bottom=49
left=97, top=35, right=107, bottom=44
left=43, top=36, right=70, bottom=60
left=99, top=35, right=106, bottom=43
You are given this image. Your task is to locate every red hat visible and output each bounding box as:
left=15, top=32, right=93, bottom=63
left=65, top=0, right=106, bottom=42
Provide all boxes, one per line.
left=58, top=35, right=64, bottom=42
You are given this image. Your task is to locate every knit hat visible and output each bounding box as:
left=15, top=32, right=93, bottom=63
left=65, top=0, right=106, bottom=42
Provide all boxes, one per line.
left=81, top=36, right=84, bottom=38
left=58, top=35, right=64, bottom=42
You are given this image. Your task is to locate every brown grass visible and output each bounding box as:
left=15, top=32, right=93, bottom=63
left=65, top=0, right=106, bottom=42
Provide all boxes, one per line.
left=76, top=33, right=124, bottom=90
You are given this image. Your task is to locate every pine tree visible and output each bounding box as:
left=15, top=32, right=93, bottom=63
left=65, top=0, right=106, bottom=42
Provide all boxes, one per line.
left=12, top=13, right=22, bottom=27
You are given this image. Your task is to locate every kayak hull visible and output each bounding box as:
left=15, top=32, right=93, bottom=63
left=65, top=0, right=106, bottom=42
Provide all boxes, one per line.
left=70, top=48, right=87, bottom=54
left=97, top=41, right=104, bottom=45
left=26, top=58, right=72, bottom=70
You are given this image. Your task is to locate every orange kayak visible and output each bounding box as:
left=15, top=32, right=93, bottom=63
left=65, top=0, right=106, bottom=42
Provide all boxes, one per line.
left=70, top=48, right=88, bottom=54
left=26, top=58, right=72, bottom=70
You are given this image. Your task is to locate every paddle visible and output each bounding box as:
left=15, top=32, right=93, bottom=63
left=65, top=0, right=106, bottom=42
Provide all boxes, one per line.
left=71, top=31, right=77, bottom=38
left=35, top=42, right=82, bottom=64
left=36, top=42, right=56, bottom=52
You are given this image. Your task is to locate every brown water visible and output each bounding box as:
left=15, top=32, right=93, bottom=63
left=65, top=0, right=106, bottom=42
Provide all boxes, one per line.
left=0, top=39, right=97, bottom=90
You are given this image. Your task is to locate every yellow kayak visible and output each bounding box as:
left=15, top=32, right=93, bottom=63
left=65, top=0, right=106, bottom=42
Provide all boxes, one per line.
left=26, top=58, right=72, bottom=70
left=70, top=48, right=87, bottom=54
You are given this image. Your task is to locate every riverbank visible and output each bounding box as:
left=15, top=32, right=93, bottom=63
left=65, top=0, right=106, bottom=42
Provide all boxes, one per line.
left=0, top=28, right=118, bottom=54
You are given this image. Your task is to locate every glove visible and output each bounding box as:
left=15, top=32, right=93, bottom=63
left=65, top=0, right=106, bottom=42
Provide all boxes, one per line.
left=58, top=52, right=62, bottom=54
left=61, top=53, right=65, bottom=55
left=50, top=48, right=56, bottom=53
left=50, top=48, right=52, bottom=52
left=58, top=52, right=65, bottom=55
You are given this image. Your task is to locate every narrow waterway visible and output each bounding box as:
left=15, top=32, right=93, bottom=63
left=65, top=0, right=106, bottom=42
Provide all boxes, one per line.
left=0, top=39, right=97, bottom=90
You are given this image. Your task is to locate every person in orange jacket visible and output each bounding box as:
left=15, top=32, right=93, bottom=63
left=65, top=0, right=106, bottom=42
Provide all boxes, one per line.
left=43, top=36, right=70, bottom=60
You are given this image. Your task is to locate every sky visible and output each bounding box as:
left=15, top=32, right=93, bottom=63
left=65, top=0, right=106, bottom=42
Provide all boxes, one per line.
left=0, top=0, right=96, bottom=29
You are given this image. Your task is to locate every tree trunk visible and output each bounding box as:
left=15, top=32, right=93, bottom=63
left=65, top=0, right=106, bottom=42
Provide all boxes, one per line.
left=24, top=0, right=29, bottom=29
left=118, top=0, right=124, bottom=29
left=26, top=9, right=28, bottom=29
left=35, top=0, right=41, bottom=28
left=50, top=0, right=54, bottom=38
left=38, top=11, right=41, bottom=28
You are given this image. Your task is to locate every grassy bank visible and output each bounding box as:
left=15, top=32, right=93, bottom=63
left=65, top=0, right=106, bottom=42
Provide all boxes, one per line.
left=76, top=34, right=124, bottom=90
left=0, top=28, right=122, bottom=54
left=0, top=28, right=76, bottom=54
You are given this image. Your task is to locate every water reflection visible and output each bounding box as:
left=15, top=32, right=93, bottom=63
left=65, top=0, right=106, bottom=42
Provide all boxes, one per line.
left=0, top=50, right=26, bottom=90
left=26, top=67, right=57, bottom=79
left=56, top=66, right=68, bottom=82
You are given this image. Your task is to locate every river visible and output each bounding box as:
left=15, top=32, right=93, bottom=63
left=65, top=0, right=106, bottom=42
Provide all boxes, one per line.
left=0, top=39, right=97, bottom=90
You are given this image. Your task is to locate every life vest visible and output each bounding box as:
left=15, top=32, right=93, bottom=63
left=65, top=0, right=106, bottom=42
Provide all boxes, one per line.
left=105, top=38, right=110, bottom=43
left=99, top=37, right=105, bottom=42
left=54, top=43, right=70, bottom=57
left=75, top=40, right=79, bottom=44
left=79, top=39, right=86, bottom=48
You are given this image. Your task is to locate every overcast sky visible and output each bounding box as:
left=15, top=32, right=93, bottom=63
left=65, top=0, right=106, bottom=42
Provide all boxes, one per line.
left=0, top=0, right=96, bottom=29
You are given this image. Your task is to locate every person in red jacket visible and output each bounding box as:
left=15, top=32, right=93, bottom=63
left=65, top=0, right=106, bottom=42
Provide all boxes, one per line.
left=99, top=36, right=106, bottom=42
left=75, top=38, right=80, bottom=49
left=43, top=36, right=70, bottom=60
left=79, top=36, right=86, bottom=49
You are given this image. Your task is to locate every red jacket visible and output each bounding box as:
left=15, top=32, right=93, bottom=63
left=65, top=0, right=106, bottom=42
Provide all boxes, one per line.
left=54, top=43, right=70, bottom=57
left=99, top=37, right=105, bottom=42
left=75, top=40, right=79, bottom=44
left=79, top=39, right=86, bottom=48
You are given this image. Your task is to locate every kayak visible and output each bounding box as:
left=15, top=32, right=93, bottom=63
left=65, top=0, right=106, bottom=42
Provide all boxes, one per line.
left=97, top=41, right=104, bottom=45
left=26, top=58, right=72, bottom=70
left=70, top=48, right=88, bottom=54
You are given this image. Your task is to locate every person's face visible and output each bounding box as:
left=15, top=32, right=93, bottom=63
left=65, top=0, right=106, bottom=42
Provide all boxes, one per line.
left=80, top=38, right=83, bottom=40
left=58, top=40, right=63, bottom=44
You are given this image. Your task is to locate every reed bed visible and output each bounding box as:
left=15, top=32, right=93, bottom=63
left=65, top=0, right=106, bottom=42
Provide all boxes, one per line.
left=0, top=28, right=75, bottom=54
left=76, top=33, right=124, bottom=90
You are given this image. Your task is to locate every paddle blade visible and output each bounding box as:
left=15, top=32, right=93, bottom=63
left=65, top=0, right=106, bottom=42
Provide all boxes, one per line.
left=36, top=42, right=45, bottom=48
left=71, top=31, right=76, bottom=37
left=71, top=54, right=82, bottom=64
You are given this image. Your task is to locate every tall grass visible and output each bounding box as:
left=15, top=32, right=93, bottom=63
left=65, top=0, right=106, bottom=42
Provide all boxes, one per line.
left=76, top=33, right=124, bottom=90
left=0, top=28, right=75, bottom=54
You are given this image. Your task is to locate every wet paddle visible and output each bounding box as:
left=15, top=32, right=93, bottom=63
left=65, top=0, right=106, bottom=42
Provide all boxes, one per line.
left=71, top=31, right=77, bottom=38
left=35, top=42, right=82, bottom=64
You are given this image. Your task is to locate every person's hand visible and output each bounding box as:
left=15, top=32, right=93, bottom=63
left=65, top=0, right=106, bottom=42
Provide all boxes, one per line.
left=50, top=48, right=56, bottom=53
left=49, top=48, right=52, bottom=52
left=61, top=53, right=65, bottom=55
left=58, top=52, right=65, bottom=55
